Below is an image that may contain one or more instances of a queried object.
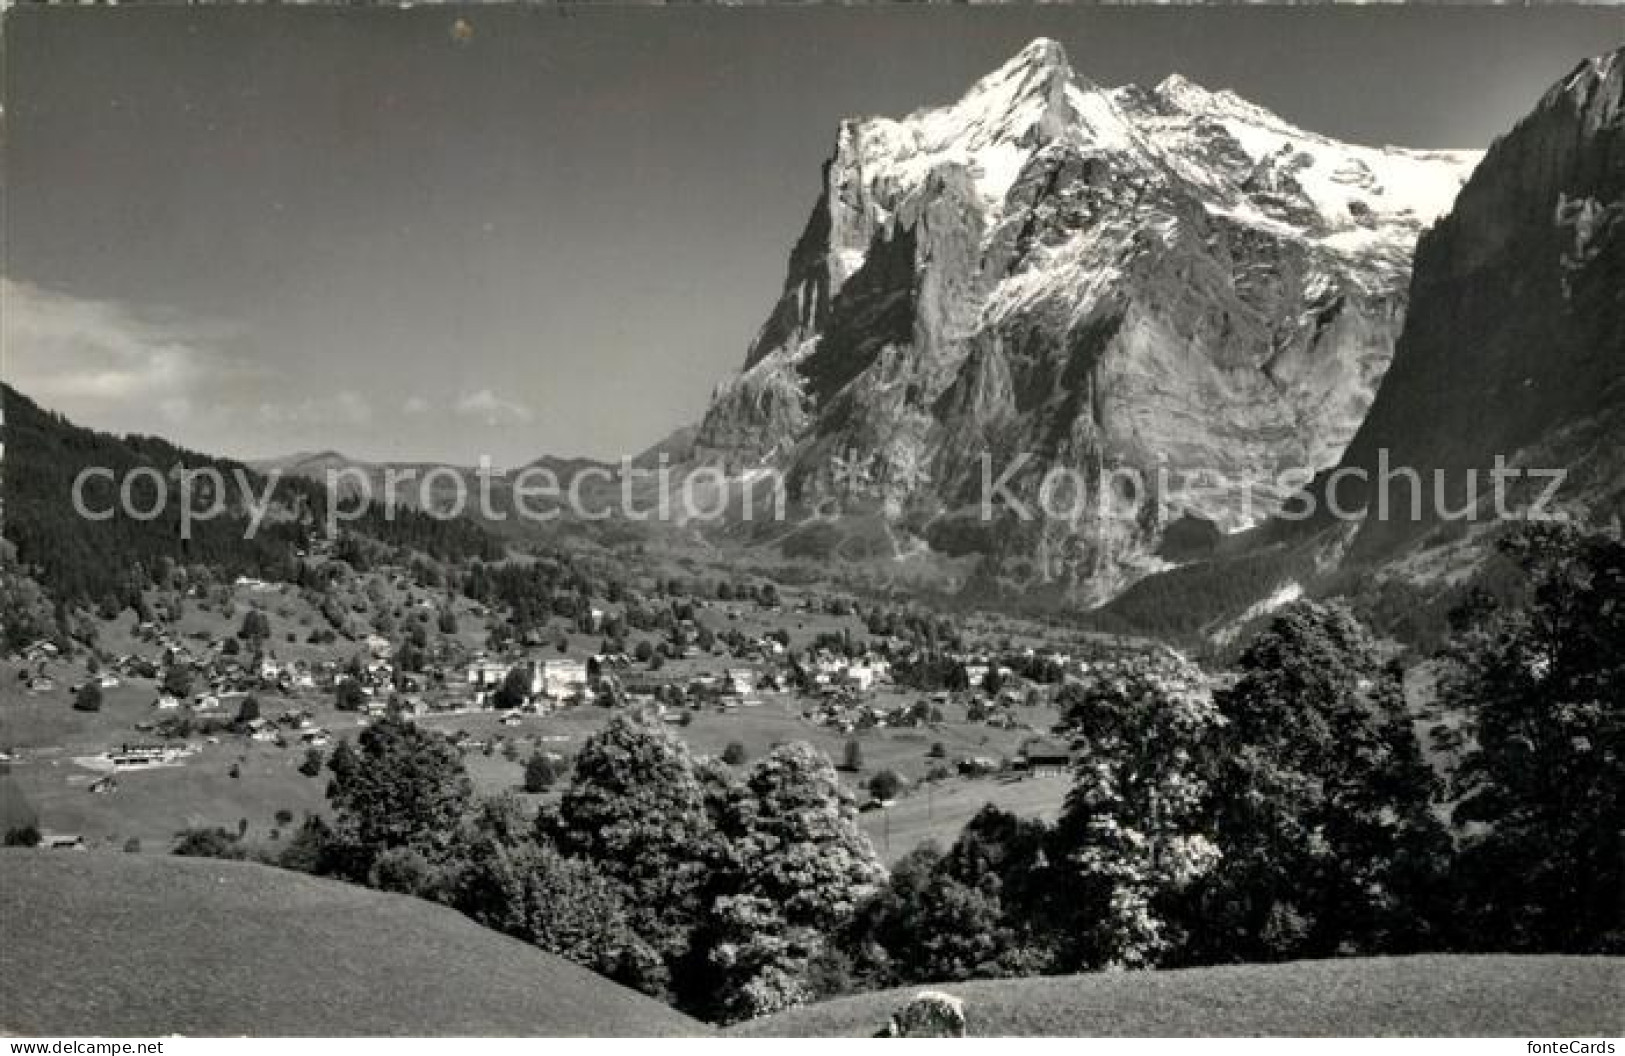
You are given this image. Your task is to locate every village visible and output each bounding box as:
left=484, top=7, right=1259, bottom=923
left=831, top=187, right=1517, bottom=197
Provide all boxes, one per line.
left=0, top=558, right=1145, bottom=858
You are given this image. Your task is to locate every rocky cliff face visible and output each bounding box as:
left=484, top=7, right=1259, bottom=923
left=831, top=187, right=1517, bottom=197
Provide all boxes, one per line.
left=697, top=38, right=1478, bottom=601
left=1096, top=46, right=1624, bottom=646
left=1325, top=46, right=1625, bottom=557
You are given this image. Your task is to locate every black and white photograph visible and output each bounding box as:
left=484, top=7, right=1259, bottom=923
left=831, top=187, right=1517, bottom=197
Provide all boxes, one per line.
left=0, top=0, right=1621, bottom=1043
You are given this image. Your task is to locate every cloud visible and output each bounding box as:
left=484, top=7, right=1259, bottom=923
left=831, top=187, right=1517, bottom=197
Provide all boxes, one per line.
left=402, top=395, right=432, bottom=415
left=2, top=278, right=259, bottom=423
left=454, top=388, right=534, bottom=425
left=255, top=390, right=374, bottom=428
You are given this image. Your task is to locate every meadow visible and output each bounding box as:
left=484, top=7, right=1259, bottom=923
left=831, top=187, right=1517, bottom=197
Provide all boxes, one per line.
left=734, top=955, right=1625, bottom=1037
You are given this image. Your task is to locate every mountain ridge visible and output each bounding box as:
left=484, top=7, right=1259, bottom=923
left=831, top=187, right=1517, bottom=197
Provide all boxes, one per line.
left=692, top=37, right=1480, bottom=604
left=1097, top=43, right=1625, bottom=646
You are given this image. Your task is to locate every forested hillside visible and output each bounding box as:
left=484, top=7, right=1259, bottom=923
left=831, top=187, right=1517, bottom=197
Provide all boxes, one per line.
left=2, top=384, right=505, bottom=608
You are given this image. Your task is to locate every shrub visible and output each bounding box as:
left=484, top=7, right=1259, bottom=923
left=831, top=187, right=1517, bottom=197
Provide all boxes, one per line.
left=523, top=752, right=559, bottom=793
left=73, top=683, right=103, bottom=713
left=172, top=827, right=243, bottom=859
left=369, top=846, right=444, bottom=899
left=867, top=769, right=901, bottom=803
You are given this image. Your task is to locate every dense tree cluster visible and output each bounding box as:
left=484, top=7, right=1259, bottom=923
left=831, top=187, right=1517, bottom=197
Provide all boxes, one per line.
left=1441, top=524, right=1624, bottom=953
left=839, top=533, right=1620, bottom=987
left=258, top=714, right=881, bottom=1023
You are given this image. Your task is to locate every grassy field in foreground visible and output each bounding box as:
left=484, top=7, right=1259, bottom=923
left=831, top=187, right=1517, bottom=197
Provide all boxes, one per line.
left=0, top=851, right=706, bottom=1037
left=733, top=955, right=1625, bottom=1037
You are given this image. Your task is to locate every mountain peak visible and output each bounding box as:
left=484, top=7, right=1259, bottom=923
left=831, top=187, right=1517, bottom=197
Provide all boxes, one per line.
left=1548, top=45, right=1623, bottom=130
left=1006, top=37, right=1071, bottom=77
left=951, top=35, right=1082, bottom=131
left=1153, top=72, right=1201, bottom=100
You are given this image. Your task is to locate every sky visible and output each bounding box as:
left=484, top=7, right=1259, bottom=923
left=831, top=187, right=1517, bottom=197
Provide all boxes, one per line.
left=3, top=4, right=1621, bottom=467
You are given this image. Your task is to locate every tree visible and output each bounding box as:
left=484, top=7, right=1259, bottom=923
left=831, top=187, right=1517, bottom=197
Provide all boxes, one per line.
left=453, top=834, right=660, bottom=989
left=730, top=743, right=886, bottom=932
left=0, top=570, right=57, bottom=653
left=325, top=716, right=473, bottom=879
left=545, top=714, right=727, bottom=992
left=334, top=678, right=366, bottom=712
left=1050, top=655, right=1224, bottom=970
left=867, top=769, right=901, bottom=803
left=840, top=738, right=863, bottom=773
left=4, top=825, right=41, bottom=847
left=235, top=694, right=261, bottom=725
left=238, top=609, right=271, bottom=642
left=1443, top=525, right=1624, bottom=953
left=73, top=682, right=103, bottom=712
left=277, top=814, right=341, bottom=876
left=690, top=743, right=885, bottom=1022
left=298, top=747, right=324, bottom=777
left=523, top=752, right=560, bottom=793
left=701, top=895, right=819, bottom=1023
left=1192, top=601, right=1448, bottom=964
left=849, top=840, right=1040, bottom=988
left=161, top=665, right=194, bottom=699
left=493, top=666, right=531, bottom=710
left=722, top=742, right=748, bottom=766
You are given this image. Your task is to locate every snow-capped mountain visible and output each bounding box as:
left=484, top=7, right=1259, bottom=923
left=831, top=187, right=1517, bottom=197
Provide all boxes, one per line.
left=697, top=37, right=1479, bottom=602
left=1097, top=44, right=1624, bottom=643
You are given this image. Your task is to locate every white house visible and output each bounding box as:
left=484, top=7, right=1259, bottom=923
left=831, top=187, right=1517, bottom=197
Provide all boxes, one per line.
left=843, top=664, right=883, bottom=693
left=539, top=658, right=588, bottom=701
left=466, top=658, right=510, bottom=689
